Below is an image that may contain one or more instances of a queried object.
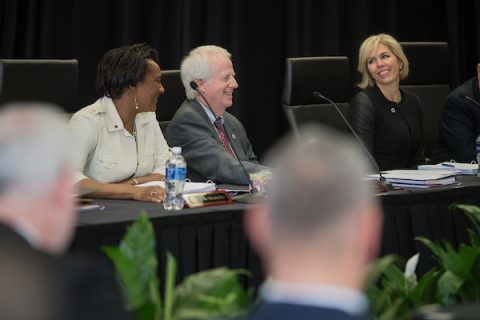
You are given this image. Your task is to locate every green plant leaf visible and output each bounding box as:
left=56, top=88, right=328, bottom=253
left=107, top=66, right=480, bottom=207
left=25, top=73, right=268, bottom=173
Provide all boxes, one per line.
left=416, top=237, right=443, bottom=261
left=118, top=212, right=159, bottom=291
left=366, top=255, right=398, bottom=285
left=103, top=246, right=146, bottom=309
left=382, top=262, right=410, bottom=294
left=173, top=268, right=252, bottom=318
left=455, top=204, right=480, bottom=234
left=369, top=205, right=480, bottom=319
left=417, top=237, right=480, bottom=279
left=458, top=279, right=480, bottom=302
left=410, top=269, right=438, bottom=305
left=133, top=302, right=158, bottom=320
left=437, top=271, right=463, bottom=305
left=365, top=256, right=418, bottom=318
left=379, top=296, right=411, bottom=320
left=164, top=252, right=177, bottom=320
left=102, top=211, right=162, bottom=318
left=442, top=243, right=478, bottom=279
left=468, top=229, right=480, bottom=249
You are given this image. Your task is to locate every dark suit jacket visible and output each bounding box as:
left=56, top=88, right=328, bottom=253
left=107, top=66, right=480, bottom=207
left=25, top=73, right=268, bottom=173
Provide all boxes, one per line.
left=239, top=302, right=367, bottom=320
left=0, top=224, right=130, bottom=320
left=349, top=85, right=425, bottom=171
left=165, top=99, right=267, bottom=184
left=433, top=77, right=480, bottom=163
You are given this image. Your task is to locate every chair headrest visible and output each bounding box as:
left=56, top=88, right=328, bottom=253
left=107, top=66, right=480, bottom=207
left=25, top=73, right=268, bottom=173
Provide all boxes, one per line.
left=0, top=59, right=79, bottom=113
left=400, top=42, right=450, bottom=85
left=283, top=56, right=351, bottom=106
left=156, top=70, right=185, bottom=121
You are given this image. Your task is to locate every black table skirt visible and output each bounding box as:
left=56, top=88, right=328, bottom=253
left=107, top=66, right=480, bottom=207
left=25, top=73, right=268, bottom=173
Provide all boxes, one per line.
left=70, top=175, right=480, bottom=288
left=72, top=202, right=263, bottom=289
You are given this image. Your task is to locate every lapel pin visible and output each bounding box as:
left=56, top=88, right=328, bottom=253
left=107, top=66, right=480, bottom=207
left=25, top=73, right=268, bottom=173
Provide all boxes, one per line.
left=231, top=133, right=236, bottom=139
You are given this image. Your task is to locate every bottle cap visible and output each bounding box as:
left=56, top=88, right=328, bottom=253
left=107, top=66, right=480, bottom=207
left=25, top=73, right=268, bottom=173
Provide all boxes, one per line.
left=171, top=146, right=182, bottom=154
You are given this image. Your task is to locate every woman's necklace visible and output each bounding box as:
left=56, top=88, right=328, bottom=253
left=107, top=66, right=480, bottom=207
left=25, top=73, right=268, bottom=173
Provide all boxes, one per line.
left=132, top=123, right=137, bottom=142
left=389, top=92, right=401, bottom=113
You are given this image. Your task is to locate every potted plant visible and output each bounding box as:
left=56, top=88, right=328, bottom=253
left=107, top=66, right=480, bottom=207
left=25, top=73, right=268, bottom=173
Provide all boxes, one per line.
left=366, top=204, right=480, bottom=319
left=103, top=211, right=253, bottom=320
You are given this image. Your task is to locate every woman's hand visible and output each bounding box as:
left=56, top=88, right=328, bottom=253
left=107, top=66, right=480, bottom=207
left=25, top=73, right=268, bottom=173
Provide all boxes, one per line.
left=132, top=185, right=165, bottom=203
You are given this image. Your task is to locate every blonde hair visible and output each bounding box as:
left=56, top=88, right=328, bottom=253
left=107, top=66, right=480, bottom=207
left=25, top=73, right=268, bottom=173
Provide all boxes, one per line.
left=357, top=33, right=409, bottom=89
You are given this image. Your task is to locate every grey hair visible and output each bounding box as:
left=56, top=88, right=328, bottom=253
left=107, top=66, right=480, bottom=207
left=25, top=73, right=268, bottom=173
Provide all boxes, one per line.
left=180, top=45, right=232, bottom=99
left=0, top=103, right=72, bottom=199
left=265, top=124, right=375, bottom=238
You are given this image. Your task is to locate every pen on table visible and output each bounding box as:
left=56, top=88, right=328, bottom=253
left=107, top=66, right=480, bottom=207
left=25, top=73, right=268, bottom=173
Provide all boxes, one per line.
left=441, top=163, right=455, bottom=167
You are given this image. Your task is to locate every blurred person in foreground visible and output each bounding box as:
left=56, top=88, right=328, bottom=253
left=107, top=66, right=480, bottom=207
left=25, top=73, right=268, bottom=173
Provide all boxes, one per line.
left=69, top=43, right=170, bottom=202
left=165, top=45, right=268, bottom=185
left=242, top=125, right=383, bottom=320
left=433, top=63, right=480, bottom=163
left=0, top=104, right=129, bottom=320
left=349, top=33, right=425, bottom=170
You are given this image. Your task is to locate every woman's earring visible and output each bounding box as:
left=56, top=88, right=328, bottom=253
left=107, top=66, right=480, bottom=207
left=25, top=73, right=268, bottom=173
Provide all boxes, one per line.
left=134, top=94, right=139, bottom=110
left=400, top=65, right=403, bottom=70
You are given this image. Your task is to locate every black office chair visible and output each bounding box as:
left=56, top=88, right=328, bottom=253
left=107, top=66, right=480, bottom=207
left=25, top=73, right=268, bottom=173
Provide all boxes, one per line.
left=400, top=42, right=450, bottom=160
left=282, top=56, right=352, bottom=134
left=156, top=70, right=185, bottom=132
left=0, top=59, right=78, bottom=113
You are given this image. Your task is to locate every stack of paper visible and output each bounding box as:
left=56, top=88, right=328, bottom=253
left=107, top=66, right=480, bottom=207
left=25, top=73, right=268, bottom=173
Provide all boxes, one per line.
left=138, top=181, right=216, bottom=194
left=418, top=162, right=478, bottom=175
left=368, top=170, right=457, bottom=189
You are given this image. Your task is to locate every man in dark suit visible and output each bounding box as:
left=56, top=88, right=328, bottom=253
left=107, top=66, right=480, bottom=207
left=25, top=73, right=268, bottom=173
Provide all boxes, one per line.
left=165, top=45, right=267, bottom=185
left=0, top=104, right=129, bottom=320
left=242, top=125, right=383, bottom=320
left=433, top=63, right=480, bottom=163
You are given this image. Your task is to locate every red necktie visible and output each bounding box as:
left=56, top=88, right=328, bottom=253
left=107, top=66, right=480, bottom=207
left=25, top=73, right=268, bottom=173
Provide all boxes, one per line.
left=214, top=118, right=234, bottom=156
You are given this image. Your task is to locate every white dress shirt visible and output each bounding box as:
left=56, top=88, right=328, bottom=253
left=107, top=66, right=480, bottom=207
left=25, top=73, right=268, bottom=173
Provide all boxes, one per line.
left=69, top=97, right=171, bottom=184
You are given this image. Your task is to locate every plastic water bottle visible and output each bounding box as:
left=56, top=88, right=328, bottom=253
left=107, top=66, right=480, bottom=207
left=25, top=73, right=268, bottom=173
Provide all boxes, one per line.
left=163, top=147, right=186, bottom=210
left=476, top=135, right=480, bottom=177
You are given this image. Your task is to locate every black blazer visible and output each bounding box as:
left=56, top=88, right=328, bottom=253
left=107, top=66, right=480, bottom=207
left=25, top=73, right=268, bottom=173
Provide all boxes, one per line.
left=0, top=224, right=130, bottom=320
left=433, top=77, right=480, bottom=163
left=349, top=85, right=425, bottom=171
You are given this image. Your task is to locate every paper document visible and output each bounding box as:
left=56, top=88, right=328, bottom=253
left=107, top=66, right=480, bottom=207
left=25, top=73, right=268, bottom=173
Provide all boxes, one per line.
left=368, top=170, right=457, bottom=188
left=418, top=162, right=478, bottom=175
left=137, top=180, right=216, bottom=194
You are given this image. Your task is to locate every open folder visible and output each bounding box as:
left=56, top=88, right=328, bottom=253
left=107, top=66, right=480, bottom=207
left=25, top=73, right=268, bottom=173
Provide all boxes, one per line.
left=137, top=180, right=216, bottom=194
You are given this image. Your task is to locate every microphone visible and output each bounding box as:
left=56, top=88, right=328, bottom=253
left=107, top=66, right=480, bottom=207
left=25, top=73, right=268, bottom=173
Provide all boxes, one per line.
left=312, top=91, right=394, bottom=192
left=189, top=81, right=256, bottom=193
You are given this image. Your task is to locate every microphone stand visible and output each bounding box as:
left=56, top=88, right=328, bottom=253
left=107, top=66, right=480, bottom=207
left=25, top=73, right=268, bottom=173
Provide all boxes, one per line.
left=312, top=91, right=394, bottom=192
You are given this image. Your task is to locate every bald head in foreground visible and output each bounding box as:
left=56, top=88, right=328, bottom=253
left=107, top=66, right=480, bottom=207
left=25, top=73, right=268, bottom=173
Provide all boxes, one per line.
left=0, top=104, right=129, bottom=320
left=243, top=125, right=383, bottom=320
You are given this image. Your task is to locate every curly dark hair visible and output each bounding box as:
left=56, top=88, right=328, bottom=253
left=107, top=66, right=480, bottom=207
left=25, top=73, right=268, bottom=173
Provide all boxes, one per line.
left=95, top=43, right=160, bottom=99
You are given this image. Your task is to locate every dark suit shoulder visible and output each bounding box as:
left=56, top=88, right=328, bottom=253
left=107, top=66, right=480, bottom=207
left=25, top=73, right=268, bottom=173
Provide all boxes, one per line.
left=61, top=254, right=131, bottom=320
left=171, top=100, right=203, bottom=120
left=448, top=77, right=476, bottom=99
left=242, top=302, right=366, bottom=320
left=0, top=224, right=130, bottom=320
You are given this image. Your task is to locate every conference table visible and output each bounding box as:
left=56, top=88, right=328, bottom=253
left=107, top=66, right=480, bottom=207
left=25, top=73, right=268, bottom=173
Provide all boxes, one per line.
left=70, top=175, right=480, bottom=289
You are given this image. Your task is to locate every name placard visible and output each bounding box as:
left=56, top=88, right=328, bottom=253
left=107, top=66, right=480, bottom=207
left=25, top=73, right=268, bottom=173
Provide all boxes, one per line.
left=183, top=190, right=234, bottom=208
